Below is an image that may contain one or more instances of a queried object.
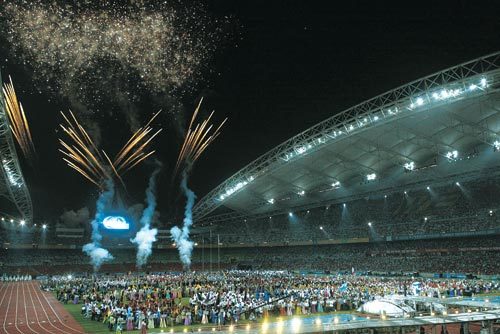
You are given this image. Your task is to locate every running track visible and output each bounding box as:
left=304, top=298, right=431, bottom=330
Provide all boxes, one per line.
left=0, top=281, right=85, bottom=334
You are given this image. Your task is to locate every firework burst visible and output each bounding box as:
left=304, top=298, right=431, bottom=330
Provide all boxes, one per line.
left=59, top=110, right=110, bottom=188
left=2, top=0, right=229, bottom=121
left=59, top=111, right=162, bottom=188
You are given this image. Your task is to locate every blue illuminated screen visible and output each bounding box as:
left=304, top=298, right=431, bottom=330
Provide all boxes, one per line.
left=102, top=216, right=130, bottom=230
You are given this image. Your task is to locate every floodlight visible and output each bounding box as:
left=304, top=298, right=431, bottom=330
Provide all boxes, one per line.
left=494, top=140, right=500, bottom=151
left=366, top=173, right=376, bottom=181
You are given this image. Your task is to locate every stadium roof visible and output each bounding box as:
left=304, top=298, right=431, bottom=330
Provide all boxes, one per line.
left=193, top=52, right=500, bottom=224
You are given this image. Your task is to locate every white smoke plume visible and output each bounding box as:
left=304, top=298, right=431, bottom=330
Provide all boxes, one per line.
left=83, top=179, right=115, bottom=271
left=170, top=171, right=195, bottom=269
left=130, top=162, right=162, bottom=268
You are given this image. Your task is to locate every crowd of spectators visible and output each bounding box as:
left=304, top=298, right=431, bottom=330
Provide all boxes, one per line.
left=2, top=177, right=499, bottom=248
left=1, top=236, right=498, bottom=275
left=203, top=178, right=500, bottom=245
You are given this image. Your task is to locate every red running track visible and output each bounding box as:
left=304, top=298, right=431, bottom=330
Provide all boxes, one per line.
left=0, top=281, right=85, bottom=334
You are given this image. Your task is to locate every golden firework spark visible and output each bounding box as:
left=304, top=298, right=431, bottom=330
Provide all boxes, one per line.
left=113, top=111, right=162, bottom=174
left=2, top=76, right=35, bottom=160
left=59, top=110, right=110, bottom=188
left=59, top=110, right=162, bottom=188
left=174, top=98, right=227, bottom=177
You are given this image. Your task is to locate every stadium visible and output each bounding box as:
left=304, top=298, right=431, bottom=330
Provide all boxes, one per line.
left=0, top=2, right=499, bottom=334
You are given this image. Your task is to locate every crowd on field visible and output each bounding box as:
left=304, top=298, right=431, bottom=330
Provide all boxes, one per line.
left=47, top=271, right=499, bottom=333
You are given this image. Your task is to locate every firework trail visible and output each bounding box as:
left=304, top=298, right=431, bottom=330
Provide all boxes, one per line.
left=2, top=76, right=35, bottom=161
left=113, top=111, right=163, bottom=175
left=130, top=160, right=162, bottom=268
left=173, top=98, right=227, bottom=178
left=59, top=110, right=110, bottom=188
left=83, top=179, right=115, bottom=271
left=171, top=98, right=226, bottom=268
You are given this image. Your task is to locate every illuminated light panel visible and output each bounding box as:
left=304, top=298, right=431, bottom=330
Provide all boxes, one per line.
left=291, top=318, right=301, bottom=331
left=261, top=322, right=269, bottom=332
left=2, top=159, right=22, bottom=187
left=445, top=150, right=458, bottom=160
left=494, top=140, right=500, bottom=151
left=219, top=176, right=255, bottom=201
left=403, top=161, right=415, bottom=171
left=102, top=216, right=129, bottom=230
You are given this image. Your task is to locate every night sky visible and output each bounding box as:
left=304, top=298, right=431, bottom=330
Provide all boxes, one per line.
left=0, top=0, right=498, bottom=224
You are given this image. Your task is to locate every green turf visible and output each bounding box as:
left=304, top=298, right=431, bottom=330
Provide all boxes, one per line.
left=62, top=303, right=136, bottom=334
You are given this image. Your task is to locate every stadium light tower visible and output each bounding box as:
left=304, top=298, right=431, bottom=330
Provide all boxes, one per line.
left=0, top=72, right=33, bottom=223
